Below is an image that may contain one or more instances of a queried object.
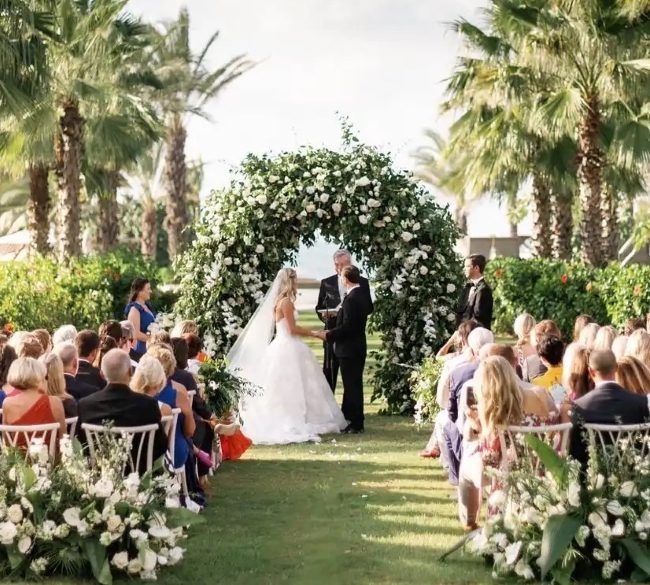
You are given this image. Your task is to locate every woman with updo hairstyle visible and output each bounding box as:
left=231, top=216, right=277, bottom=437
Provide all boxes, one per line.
left=131, top=356, right=172, bottom=415
left=578, top=323, right=600, bottom=351
left=458, top=356, right=525, bottom=531
left=593, top=325, right=617, bottom=351
left=125, top=278, right=156, bottom=355
left=513, top=313, right=536, bottom=364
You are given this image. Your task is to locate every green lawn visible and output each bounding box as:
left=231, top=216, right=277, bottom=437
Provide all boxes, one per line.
left=9, top=314, right=504, bottom=585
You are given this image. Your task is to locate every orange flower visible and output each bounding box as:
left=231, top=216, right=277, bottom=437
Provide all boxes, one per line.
left=3, top=323, right=14, bottom=333
left=494, top=269, right=503, bottom=279
left=560, top=274, right=568, bottom=284
left=634, top=285, right=642, bottom=296
left=586, top=282, right=593, bottom=292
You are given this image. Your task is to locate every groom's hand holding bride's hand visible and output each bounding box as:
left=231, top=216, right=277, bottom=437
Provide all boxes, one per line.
left=311, top=330, right=327, bottom=340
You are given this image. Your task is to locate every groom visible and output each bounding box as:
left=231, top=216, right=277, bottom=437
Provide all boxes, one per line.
left=314, top=266, right=372, bottom=433
left=315, top=249, right=373, bottom=392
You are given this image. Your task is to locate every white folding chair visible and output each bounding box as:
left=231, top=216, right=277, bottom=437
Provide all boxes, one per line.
left=65, top=417, right=78, bottom=437
left=161, top=408, right=189, bottom=497
left=498, top=422, right=573, bottom=473
left=584, top=422, right=650, bottom=474
left=0, top=422, right=59, bottom=459
left=187, top=390, right=196, bottom=407
left=81, top=423, right=158, bottom=475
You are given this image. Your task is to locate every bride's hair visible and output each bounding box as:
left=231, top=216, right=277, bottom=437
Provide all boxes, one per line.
left=275, top=267, right=297, bottom=308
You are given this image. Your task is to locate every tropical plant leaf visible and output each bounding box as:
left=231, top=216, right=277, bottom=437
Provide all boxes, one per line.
left=81, top=538, right=112, bottom=585
left=165, top=506, right=206, bottom=528
left=539, top=514, right=581, bottom=580
left=525, top=434, right=568, bottom=485
left=621, top=538, right=650, bottom=578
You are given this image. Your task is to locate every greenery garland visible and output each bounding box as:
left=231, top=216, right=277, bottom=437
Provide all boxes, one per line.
left=176, top=130, right=462, bottom=412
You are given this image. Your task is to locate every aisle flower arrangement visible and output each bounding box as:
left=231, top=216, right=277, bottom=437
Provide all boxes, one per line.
left=410, top=357, right=444, bottom=426
left=0, top=435, right=197, bottom=584
left=471, top=435, right=650, bottom=583
left=199, top=357, right=260, bottom=417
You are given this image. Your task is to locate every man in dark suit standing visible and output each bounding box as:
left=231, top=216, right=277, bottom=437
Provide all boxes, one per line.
left=314, top=266, right=372, bottom=433
left=54, top=343, right=99, bottom=401
left=456, top=254, right=493, bottom=330
left=75, top=330, right=105, bottom=390
left=315, top=250, right=373, bottom=392
left=570, top=349, right=650, bottom=464
left=78, top=349, right=167, bottom=473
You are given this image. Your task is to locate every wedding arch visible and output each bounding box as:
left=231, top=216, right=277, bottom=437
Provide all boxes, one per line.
left=176, top=133, right=462, bottom=412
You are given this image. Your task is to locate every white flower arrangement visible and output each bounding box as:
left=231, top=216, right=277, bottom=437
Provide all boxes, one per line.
left=174, top=127, right=462, bottom=413
left=0, top=434, right=197, bottom=582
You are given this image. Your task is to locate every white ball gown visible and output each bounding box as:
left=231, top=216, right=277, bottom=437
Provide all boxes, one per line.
left=238, top=317, right=348, bottom=445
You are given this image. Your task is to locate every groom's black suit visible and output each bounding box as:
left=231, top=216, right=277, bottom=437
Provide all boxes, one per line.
left=326, top=286, right=372, bottom=431
left=316, top=274, right=373, bottom=391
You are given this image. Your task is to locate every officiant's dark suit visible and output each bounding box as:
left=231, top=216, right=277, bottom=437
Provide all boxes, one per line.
left=326, top=268, right=372, bottom=432
left=456, top=254, right=493, bottom=330
left=316, top=274, right=372, bottom=391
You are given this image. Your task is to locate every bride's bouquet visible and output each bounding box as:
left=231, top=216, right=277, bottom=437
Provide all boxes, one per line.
left=199, top=357, right=260, bottom=418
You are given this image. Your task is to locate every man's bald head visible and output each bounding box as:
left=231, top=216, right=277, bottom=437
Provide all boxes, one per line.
left=589, top=349, right=617, bottom=381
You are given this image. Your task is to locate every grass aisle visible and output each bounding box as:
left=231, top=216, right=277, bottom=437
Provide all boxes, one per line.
left=158, top=313, right=494, bottom=585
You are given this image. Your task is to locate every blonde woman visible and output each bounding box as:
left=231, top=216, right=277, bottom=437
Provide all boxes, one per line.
left=578, top=323, right=600, bottom=350
left=616, top=356, right=650, bottom=395
left=513, top=313, right=536, bottom=364
left=458, top=356, right=525, bottom=530
left=131, top=356, right=172, bottom=415
left=40, top=353, right=77, bottom=418
left=171, top=320, right=198, bottom=338
left=625, top=329, right=650, bottom=367
left=593, top=325, right=617, bottom=351
left=230, top=267, right=347, bottom=444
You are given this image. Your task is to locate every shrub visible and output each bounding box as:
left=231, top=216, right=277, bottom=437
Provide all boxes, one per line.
left=0, top=250, right=171, bottom=332
left=484, top=258, right=650, bottom=338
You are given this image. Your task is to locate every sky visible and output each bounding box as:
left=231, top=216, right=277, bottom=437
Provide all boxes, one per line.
left=128, top=0, right=532, bottom=278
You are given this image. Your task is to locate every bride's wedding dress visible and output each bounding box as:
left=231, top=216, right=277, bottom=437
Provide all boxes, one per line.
left=238, top=316, right=347, bottom=445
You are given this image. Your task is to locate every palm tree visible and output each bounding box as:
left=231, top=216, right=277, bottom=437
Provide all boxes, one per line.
left=152, top=8, right=253, bottom=260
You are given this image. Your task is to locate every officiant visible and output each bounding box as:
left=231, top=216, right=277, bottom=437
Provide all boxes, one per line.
left=316, top=250, right=373, bottom=392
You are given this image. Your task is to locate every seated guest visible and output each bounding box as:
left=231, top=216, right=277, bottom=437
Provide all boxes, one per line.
left=77, top=349, right=167, bottom=472
left=625, top=329, right=650, bottom=368
left=40, top=352, right=78, bottom=418
left=578, top=322, right=600, bottom=350
left=441, top=327, right=494, bottom=486
left=131, top=356, right=172, bottom=416
left=612, top=335, right=629, bottom=360
left=75, top=330, right=105, bottom=389
left=185, top=334, right=203, bottom=375
left=3, top=357, right=65, bottom=439
left=573, top=315, right=593, bottom=342
left=120, top=320, right=142, bottom=364
left=171, top=320, right=199, bottom=339
left=523, top=320, right=561, bottom=382
left=32, top=329, right=52, bottom=353
left=560, top=344, right=592, bottom=423
left=0, top=342, right=18, bottom=406
left=170, top=338, right=198, bottom=392
left=570, top=349, right=650, bottom=464
left=624, top=317, right=646, bottom=336
left=594, top=325, right=617, bottom=351
left=616, top=356, right=650, bottom=396
left=54, top=343, right=98, bottom=401
left=513, top=313, right=536, bottom=365
left=151, top=330, right=172, bottom=346
left=99, top=320, right=124, bottom=345
left=532, top=334, right=564, bottom=397
left=7, top=331, right=29, bottom=351
left=95, top=336, right=118, bottom=371
left=146, top=344, right=195, bottom=471
left=458, top=356, right=525, bottom=530
left=15, top=334, right=44, bottom=359
left=52, top=325, right=77, bottom=346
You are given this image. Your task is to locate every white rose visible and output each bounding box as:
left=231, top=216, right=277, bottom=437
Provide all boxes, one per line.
left=18, top=536, right=31, bottom=554
left=359, top=215, right=368, bottom=225
left=224, top=257, right=233, bottom=266
left=255, top=194, right=267, bottom=205
left=107, top=515, right=122, bottom=533
left=589, top=511, right=607, bottom=528
left=0, top=522, right=17, bottom=545
left=63, top=507, right=81, bottom=527
left=401, top=232, right=413, bottom=243
left=320, top=193, right=329, bottom=203
left=446, top=283, right=456, bottom=294
left=268, top=175, right=279, bottom=184
left=127, top=558, right=143, bottom=574
left=446, top=313, right=456, bottom=322
left=255, top=244, right=265, bottom=254
left=112, top=551, right=129, bottom=570
left=7, top=504, right=22, bottom=524
left=355, top=176, right=371, bottom=187
left=142, top=549, right=158, bottom=572
left=412, top=222, right=421, bottom=231
left=100, top=532, right=113, bottom=546
left=419, top=266, right=428, bottom=276
left=612, top=519, right=625, bottom=537
left=93, top=478, right=114, bottom=499
left=305, top=204, right=316, bottom=213
left=168, top=547, right=184, bottom=565
left=332, top=203, right=342, bottom=214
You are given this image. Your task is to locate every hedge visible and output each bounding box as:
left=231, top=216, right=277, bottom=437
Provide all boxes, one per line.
left=0, top=249, right=175, bottom=332
left=484, top=258, right=650, bottom=338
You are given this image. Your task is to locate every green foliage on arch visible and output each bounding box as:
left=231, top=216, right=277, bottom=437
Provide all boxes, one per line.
left=176, top=137, right=462, bottom=412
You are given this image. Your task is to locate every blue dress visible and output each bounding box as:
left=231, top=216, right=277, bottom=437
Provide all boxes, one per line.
left=156, top=381, right=190, bottom=469
left=124, top=302, right=156, bottom=354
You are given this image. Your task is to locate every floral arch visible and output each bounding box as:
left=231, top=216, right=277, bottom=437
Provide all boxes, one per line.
left=176, top=137, right=462, bottom=412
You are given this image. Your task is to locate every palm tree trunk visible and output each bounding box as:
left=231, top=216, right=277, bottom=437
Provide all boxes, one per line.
left=55, top=97, right=84, bottom=261
left=454, top=207, right=468, bottom=235
left=164, top=114, right=188, bottom=260
left=551, top=191, right=573, bottom=260
left=600, top=185, right=619, bottom=262
left=98, top=171, right=119, bottom=252
left=27, top=163, right=51, bottom=255
left=531, top=173, right=553, bottom=258
left=577, top=95, right=605, bottom=266
left=509, top=222, right=518, bottom=238
left=141, top=192, right=157, bottom=260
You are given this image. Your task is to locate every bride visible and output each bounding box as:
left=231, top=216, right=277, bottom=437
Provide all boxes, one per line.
left=228, top=267, right=347, bottom=444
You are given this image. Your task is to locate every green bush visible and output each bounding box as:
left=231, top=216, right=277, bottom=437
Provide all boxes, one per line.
left=484, top=258, right=650, bottom=338
left=0, top=250, right=172, bottom=332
